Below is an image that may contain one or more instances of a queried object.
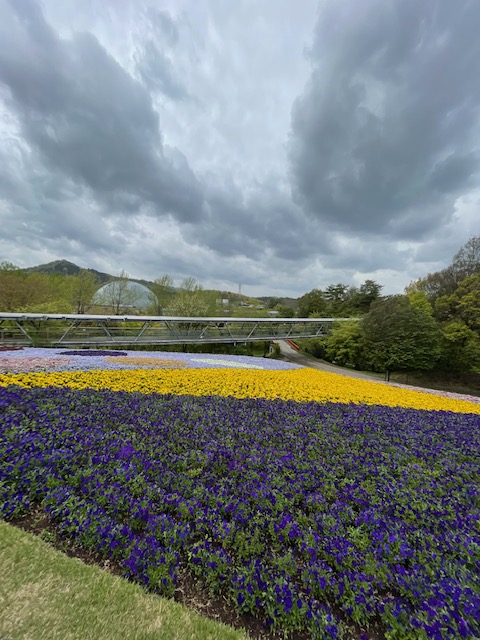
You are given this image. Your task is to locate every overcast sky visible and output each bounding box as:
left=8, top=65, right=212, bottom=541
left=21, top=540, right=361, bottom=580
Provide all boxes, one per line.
left=1, top=0, right=479, bottom=298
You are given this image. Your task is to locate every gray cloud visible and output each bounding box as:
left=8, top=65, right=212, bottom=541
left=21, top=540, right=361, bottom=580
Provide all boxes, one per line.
left=0, top=0, right=203, bottom=223
left=184, top=174, right=334, bottom=264
left=289, top=0, right=480, bottom=239
left=135, top=41, right=190, bottom=100
left=143, top=7, right=179, bottom=46
left=133, top=8, right=189, bottom=100
left=0, top=0, right=478, bottom=298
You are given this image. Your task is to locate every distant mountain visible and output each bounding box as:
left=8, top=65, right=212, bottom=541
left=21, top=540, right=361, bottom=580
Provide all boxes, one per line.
left=22, top=260, right=118, bottom=284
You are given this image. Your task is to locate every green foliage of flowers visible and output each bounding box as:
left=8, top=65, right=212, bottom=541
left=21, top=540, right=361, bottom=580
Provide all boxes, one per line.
left=1, top=384, right=479, bottom=639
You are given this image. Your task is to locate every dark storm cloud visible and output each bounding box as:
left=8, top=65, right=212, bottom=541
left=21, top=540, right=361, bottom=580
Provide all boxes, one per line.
left=325, top=236, right=409, bottom=272
left=0, top=0, right=202, bottom=222
left=187, top=176, right=333, bottom=263
left=289, top=0, right=480, bottom=238
left=192, top=182, right=263, bottom=258
left=428, top=152, right=478, bottom=193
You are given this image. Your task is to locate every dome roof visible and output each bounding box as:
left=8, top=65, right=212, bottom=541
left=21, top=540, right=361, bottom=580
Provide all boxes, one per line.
left=93, top=280, right=157, bottom=312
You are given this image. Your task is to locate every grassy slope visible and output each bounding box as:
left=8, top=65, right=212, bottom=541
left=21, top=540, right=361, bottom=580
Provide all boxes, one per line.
left=0, top=521, right=249, bottom=640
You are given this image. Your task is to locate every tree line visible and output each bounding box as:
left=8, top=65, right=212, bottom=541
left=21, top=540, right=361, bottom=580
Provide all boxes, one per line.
left=301, top=236, right=480, bottom=376
left=0, top=265, right=222, bottom=317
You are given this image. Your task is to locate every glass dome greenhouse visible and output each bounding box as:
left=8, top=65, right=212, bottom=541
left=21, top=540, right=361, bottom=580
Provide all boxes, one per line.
left=92, top=280, right=157, bottom=313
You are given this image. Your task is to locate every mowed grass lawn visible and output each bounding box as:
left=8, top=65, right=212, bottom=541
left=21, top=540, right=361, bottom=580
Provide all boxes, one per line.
left=0, top=520, right=248, bottom=640
left=1, top=352, right=479, bottom=639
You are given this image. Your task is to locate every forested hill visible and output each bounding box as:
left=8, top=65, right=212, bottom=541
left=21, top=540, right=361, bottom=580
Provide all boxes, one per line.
left=22, top=260, right=113, bottom=283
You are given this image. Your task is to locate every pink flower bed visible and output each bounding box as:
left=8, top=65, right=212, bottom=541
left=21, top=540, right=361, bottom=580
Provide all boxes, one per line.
left=0, top=357, right=73, bottom=373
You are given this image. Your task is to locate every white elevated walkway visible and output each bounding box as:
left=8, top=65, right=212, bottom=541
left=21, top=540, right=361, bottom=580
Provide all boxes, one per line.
left=0, top=313, right=352, bottom=347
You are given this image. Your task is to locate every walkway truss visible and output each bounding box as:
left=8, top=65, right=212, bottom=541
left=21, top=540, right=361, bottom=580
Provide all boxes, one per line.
left=0, top=313, right=352, bottom=348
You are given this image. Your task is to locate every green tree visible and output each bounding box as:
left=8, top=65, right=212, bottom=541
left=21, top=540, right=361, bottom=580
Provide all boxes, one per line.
left=455, top=275, right=480, bottom=331
left=0, top=266, right=23, bottom=311
left=275, top=304, right=295, bottom=318
left=297, top=289, right=326, bottom=317
left=64, top=270, right=100, bottom=314
left=300, top=338, right=327, bottom=359
left=351, top=280, right=383, bottom=313
left=22, top=299, right=72, bottom=314
left=406, top=289, right=434, bottom=315
left=324, top=320, right=365, bottom=369
left=361, top=295, right=441, bottom=378
left=435, top=274, right=480, bottom=331
left=408, top=236, right=480, bottom=302
left=264, top=297, right=283, bottom=309
left=324, top=283, right=349, bottom=315
left=437, top=319, right=480, bottom=372
left=0, top=270, right=60, bottom=312
left=452, top=235, right=480, bottom=280
left=409, top=265, right=459, bottom=301
left=152, top=274, right=176, bottom=314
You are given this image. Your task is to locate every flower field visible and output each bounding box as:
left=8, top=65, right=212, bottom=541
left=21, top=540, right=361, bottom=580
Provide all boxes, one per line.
left=1, top=348, right=479, bottom=639
left=0, top=347, right=300, bottom=373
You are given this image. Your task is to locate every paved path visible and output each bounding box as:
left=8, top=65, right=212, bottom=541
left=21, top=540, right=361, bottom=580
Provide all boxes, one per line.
left=275, top=340, right=383, bottom=381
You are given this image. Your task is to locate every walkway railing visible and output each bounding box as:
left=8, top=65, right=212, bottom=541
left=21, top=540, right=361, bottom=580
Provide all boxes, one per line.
left=0, top=313, right=353, bottom=348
